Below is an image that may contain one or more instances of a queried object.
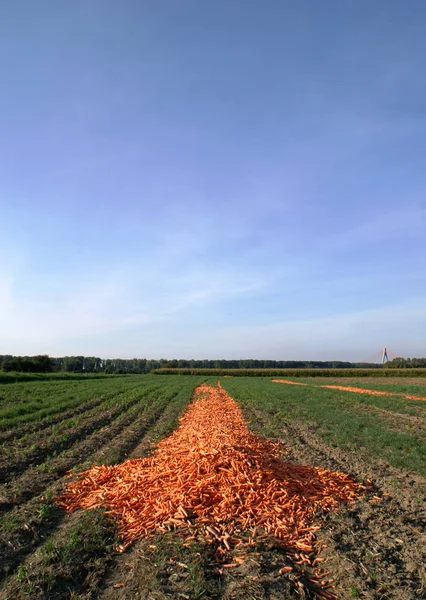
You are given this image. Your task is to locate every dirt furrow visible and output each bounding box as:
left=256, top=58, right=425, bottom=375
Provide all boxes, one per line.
left=100, top=534, right=222, bottom=600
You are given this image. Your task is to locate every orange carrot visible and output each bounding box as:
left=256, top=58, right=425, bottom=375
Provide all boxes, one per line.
left=272, top=379, right=308, bottom=386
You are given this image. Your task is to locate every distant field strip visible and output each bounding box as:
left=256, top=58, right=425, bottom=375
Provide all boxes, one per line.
left=273, top=380, right=426, bottom=402
left=272, top=379, right=308, bottom=386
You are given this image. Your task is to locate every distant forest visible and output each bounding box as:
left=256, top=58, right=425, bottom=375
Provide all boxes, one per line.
left=2, top=355, right=423, bottom=374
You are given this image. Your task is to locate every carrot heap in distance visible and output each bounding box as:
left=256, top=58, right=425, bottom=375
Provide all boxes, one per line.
left=57, top=384, right=365, bottom=568
left=273, top=380, right=426, bottom=402
left=272, top=379, right=308, bottom=386
left=322, top=385, right=426, bottom=402
left=322, top=385, right=390, bottom=396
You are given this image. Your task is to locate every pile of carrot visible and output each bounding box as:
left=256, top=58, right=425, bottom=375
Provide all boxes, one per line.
left=272, top=379, right=308, bottom=386
left=322, top=385, right=426, bottom=402
left=57, top=384, right=365, bottom=589
left=322, top=385, right=390, bottom=396
left=405, top=394, right=426, bottom=401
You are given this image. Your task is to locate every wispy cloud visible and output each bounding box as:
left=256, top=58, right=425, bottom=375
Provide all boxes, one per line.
left=0, top=261, right=272, bottom=353
left=0, top=271, right=14, bottom=316
left=1, top=1, right=426, bottom=359
left=136, top=301, right=426, bottom=361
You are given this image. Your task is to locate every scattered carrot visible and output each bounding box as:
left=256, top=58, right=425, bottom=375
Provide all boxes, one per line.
left=323, top=385, right=426, bottom=403
left=405, top=395, right=426, bottom=402
left=57, top=383, right=365, bottom=594
left=273, top=380, right=426, bottom=402
left=279, top=566, right=293, bottom=573
left=322, top=385, right=391, bottom=396
left=272, top=379, right=308, bottom=386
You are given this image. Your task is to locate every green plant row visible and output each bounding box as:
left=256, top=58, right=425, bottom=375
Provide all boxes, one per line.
left=152, top=368, right=426, bottom=378
left=0, top=378, right=146, bottom=429
left=0, top=376, right=204, bottom=598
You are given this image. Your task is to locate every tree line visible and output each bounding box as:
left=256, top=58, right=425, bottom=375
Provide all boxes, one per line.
left=385, top=357, right=426, bottom=368
left=2, top=355, right=425, bottom=374
left=0, top=355, right=393, bottom=374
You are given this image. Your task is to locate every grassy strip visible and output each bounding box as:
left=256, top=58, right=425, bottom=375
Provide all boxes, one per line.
left=221, top=378, right=426, bottom=476
left=0, top=377, right=126, bottom=410
left=0, top=372, right=123, bottom=385
left=0, top=381, right=186, bottom=488
left=2, top=379, right=165, bottom=451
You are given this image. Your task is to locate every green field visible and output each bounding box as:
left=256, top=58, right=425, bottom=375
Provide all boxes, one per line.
left=153, top=367, right=426, bottom=377
left=288, top=376, right=426, bottom=396
left=221, top=377, right=426, bottom=475
left=0, top=374, right=424, bottom=599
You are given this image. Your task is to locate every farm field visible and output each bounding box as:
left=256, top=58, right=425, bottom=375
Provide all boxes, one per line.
left=0, top=375, right=425, bottom=599
left=274, top=377, right=426, bottom=397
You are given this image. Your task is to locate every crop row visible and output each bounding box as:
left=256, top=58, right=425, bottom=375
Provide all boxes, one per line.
left=153, top=367, right=426, bottom=377
left=0, top=386, right=153, bottom=483
left=0, top=377, right=147, bottom=429
left=0, top=376, right=203, bottom=597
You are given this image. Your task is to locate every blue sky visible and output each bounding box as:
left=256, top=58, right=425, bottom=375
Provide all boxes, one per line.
left=1, top=1, right=426, bottom=360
